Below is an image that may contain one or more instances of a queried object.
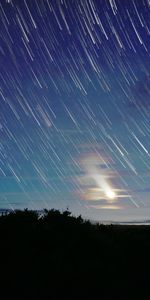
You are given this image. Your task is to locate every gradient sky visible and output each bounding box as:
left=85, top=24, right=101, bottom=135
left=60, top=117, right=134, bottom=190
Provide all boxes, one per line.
left=0, top=0, right=150, bottom=221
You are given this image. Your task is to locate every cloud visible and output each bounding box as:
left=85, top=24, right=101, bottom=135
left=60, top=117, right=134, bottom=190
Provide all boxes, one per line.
left=73, top=152, right=130, bottom=209
left=89, top=204, right=122, bottom=210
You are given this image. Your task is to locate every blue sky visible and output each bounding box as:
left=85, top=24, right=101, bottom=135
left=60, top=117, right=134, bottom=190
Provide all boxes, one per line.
left=0, top=0, right=150, bottom=221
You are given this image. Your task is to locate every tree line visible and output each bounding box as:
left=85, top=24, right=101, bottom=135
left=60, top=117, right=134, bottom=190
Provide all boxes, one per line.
left=0, top=208, right=150, bottom=299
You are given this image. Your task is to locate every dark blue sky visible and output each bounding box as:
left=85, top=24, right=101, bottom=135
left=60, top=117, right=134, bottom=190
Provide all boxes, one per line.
left=0, top=0, right=150, bottom=221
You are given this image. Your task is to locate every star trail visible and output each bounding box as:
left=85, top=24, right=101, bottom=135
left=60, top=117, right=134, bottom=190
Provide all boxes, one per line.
left=0, top=0, right=150, bottom=221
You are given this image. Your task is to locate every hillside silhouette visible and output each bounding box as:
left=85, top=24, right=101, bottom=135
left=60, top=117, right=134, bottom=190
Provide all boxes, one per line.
left=0, top=209, right=150, bottom=299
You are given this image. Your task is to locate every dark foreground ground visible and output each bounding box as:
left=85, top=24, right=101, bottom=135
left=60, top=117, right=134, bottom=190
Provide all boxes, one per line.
left=0, top=209, right=150, bottom=299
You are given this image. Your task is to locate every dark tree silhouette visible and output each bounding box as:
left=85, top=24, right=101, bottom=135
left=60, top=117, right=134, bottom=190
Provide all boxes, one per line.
left=0, top=209, right=150, bottom=299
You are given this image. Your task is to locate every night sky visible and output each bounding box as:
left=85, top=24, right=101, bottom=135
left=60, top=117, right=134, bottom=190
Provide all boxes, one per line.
left=0, top=0, right=150, bottom=222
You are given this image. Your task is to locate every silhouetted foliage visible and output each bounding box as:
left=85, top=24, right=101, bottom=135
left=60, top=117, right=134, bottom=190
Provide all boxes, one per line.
left=0, top=209, right=150, bottom=299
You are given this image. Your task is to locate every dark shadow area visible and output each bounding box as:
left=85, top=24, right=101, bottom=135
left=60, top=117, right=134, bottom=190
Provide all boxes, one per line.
left=0, top=209, right=150, bottom=299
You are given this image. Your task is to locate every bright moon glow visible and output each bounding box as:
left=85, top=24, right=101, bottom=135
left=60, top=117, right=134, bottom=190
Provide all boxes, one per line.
left=80, top=155, right=118, bottom=202
left=106, top=190, right=116, bottom=199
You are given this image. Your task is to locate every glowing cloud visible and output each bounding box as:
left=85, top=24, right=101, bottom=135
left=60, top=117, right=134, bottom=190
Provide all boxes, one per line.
left=74, top=152, right=133, bottom=209
left=79, top=153, right=117, bottom=202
